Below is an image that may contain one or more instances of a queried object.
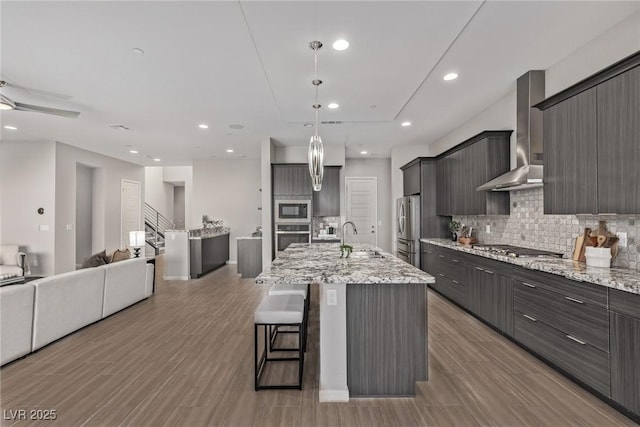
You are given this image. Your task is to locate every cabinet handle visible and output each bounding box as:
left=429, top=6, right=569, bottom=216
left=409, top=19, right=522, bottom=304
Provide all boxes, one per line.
left=484, top=270, right=494, bottom=275
left=438, top=274, right=445, bottom=277
left=438, top=255, right=444, bottom=258
left=522, top=282, right=537, bottom=288
left=452, top=280, right=460, bottom=285
left=451, top=259, right=459, bottom=263
left=475, top=267, right=484, bottom=272
left=565, top=296, right=584, bottom=304
left=523, top=314, right=537, bottom=322
left=566, top=335, right=587, bottom=345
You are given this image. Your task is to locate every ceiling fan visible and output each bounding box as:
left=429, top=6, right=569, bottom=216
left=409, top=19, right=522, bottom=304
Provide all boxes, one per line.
left=0, top=80, right=80, bottom=118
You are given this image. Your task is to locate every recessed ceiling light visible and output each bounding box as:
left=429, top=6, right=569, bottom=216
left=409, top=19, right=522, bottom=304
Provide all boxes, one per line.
left=328, top=103, right=339, bottom=109
left=401, top=121, right=412, bottom=127
left=4, top=125, right=17, bottom=130
left=360, top=151, right=368, bottom=155
left=198, top=124, right=209, bottom=129
left=443, top=72, right=458, bottom=81
left=153, top=158, right=161, bottom=162
left=133, top=48, right=144, bottom=55
left=229, top=124, right=244, bottom=130
left=332, top=39, right=349, bottom=51
left=129, top=150, right=138, bottom=154
left=226, top=149, right=234, bottom=153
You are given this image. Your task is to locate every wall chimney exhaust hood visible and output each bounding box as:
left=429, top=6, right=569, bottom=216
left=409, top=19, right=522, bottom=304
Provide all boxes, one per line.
left=477, top=70, right=545, bottom=192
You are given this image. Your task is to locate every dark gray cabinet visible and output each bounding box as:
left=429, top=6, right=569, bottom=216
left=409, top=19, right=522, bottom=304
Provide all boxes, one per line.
left=402, top=161, right=421, bottom=196
left=536, top=52, right=640, bottom=214
left=610, top=290, right=640, bottom=415
left=420, top=160, right=449, bottom=238
left=468, top=258, right=513, bottom=335
left=272, top=164, right=312, bottom=196
left=313, top=166, right=341, bottom=216
left=596, top=66, right=640, bottom=214
left=542, top=87, right=598, bottom=214
left=434, top=131, right=511, bottom=216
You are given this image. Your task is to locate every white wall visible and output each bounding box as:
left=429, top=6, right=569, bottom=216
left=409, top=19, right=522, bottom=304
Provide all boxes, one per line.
left=193, top=158, right=262, bottom=264
left=261, top=138, right=275, bottom=270
left=342, top=158, right=393, bottom=252
left=144, top=166, right=174, bottom=221
left=0, top=141, right=56, bottom=275
left=55, top=142, right=144, bottom=273
left=163, top=166, right=193, bottom=229
left=75, top=163, right=93, bottom=265
left=173, top=186, right=185, bottom=229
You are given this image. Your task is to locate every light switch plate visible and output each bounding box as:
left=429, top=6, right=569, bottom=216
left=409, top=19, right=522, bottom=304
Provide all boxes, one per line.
left=327, top=289, right=338, bottom=306
left=66, top=224, right=73, bottom=231
left=618, top=232, right=627, bottom=248
left=486, top=224, right=491, bottom=234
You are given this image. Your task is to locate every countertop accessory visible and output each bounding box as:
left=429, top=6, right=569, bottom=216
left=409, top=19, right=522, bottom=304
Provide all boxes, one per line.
left=448, top=220, right=460, bottom=242
left=585, top=246, right=612, bottom=268
left=308, top=40, right=324, bottom=192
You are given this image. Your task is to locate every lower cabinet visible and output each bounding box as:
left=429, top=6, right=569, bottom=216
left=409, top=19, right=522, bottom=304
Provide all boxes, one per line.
left=610, top=290, right=640, bottom=416
left=514, top=311, right=611, bottom=397
left=468, top=259, right=513, bottom=336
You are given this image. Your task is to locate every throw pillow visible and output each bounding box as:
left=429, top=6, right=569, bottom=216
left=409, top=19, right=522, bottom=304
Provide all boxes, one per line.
left=81, top=250, right=108, bottom=269
left=110, top=248, right=131, bottom=263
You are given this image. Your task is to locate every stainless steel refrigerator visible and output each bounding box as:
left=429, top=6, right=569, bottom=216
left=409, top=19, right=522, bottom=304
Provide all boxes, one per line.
left=396, top=196, right=420, bottom=268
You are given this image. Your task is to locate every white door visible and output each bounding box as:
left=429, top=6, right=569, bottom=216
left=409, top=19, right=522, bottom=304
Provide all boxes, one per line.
left=345, top=177, right=377, bottom=245
left=121, top=179, right=141, bottom=249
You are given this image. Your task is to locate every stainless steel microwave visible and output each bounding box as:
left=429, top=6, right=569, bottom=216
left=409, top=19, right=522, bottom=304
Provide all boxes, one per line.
left=275, top=200, right=311, bottom=223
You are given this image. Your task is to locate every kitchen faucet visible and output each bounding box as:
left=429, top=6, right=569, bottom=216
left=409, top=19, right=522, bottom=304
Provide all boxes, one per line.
left=341, top=221, right=358, bottom=246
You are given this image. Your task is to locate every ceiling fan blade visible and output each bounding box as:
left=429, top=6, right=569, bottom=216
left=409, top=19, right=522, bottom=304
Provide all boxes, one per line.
left=2, top=80, right=73, bottom=101
left=14, top=101, right=80, bottom=118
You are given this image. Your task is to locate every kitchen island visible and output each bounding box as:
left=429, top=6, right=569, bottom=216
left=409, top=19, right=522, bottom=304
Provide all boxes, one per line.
left=256, top=243, right=434, bottom=401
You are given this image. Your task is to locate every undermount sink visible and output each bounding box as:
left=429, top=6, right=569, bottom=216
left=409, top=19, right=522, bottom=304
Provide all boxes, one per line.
left=348, top=250, right=384, bottom=259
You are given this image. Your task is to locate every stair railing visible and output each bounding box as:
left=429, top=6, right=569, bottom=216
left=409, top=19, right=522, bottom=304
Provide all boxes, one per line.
left=144, top=203, right=176, bottom=254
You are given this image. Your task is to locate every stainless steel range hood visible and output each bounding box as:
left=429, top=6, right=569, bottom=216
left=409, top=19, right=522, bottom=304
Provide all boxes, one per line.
left=477, top=70, right=545, bottom=192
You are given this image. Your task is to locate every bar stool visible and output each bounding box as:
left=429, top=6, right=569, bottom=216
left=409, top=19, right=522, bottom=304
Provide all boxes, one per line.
left=254, top=294, right=305, bottom=390
left=268, top=283, right=309, bottom=351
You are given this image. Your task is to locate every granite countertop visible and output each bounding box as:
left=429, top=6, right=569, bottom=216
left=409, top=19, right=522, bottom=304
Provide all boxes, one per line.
left=421, top=238, right=640, bottom=295
left=189, top=231, right=230, bottom=240
left=256, top=243, right=434, bottom=286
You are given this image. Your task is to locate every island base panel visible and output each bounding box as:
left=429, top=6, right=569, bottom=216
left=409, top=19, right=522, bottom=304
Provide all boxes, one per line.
left=346, top=283, right=428, bottom=397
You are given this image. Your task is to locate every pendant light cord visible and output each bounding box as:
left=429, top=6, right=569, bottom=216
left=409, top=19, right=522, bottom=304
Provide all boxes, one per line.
left=314, top=48, right=319, bottom=138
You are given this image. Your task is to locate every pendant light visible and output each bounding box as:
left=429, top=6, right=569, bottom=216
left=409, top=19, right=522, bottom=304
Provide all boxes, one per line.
left=308, top=40, right=324, bottom=192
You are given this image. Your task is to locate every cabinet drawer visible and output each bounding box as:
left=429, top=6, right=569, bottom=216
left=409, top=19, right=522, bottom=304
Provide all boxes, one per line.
left=436, top=255, right=466, bottom=283
left=514, top=311, right=611, bottom=397
left=513, top=268, right=607, bottom=308
left=514, top=280, right=609, bottom=352
left=433, top=273, right=467, bottom=308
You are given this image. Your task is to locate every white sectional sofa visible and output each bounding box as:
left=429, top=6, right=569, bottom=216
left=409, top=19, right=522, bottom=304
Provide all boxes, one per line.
left=0, top=258, right=154, bottom=365
left=0, top=244, right=26, bottom=277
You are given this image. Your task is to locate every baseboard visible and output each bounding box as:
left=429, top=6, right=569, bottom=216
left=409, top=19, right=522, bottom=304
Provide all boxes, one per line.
left=226, top=260, right=237, bottom=265
left=319, top=388, right=349, bottom=402
left=163, top=275, right=189, bottom=280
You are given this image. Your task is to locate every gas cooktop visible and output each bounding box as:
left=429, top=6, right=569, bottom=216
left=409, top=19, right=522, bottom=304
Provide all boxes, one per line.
left=471, top=244, right=564, bottom=259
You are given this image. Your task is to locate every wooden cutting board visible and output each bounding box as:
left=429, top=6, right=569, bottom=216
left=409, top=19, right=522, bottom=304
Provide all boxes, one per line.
left=573, top=235, right=584, bottom=261
left=578, top=228, right=592, bottom=262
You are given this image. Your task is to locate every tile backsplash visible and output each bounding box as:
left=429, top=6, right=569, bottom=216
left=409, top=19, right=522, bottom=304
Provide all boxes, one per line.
left=454, top=187, right=640, bottom=270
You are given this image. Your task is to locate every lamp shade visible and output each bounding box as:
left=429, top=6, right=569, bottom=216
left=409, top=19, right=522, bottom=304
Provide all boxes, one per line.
left=129, top=230, right=145, bottom=248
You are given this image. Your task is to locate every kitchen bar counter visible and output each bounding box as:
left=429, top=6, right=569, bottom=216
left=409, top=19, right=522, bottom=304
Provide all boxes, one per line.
left=421, top=238, right=640, bottom=295
left=256, top=243, right=434, bottom=285
left=256, top=243, right=432, bottom=402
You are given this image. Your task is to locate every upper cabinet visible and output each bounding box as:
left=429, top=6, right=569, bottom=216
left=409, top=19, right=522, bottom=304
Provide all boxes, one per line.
left=402, top=160, right=421, bottom=196
left=536, top=51, right=640, bottom=214
left=272, top=164, right=312, bottom=197
left=435, top=131, right=511, bottom=216
left=596, top=66, right=640, bottom=214
left=542, top=88, right=598, bottom=214
left=313, top=166, right=341, bottom=216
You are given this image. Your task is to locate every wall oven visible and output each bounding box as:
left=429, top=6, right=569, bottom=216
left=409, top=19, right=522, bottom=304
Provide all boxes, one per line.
left=275, top=223, right=311, bottom=254
left=275, top=200, right=311, bottom=223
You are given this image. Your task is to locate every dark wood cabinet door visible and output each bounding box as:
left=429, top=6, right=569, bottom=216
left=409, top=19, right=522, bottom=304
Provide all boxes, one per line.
left=292, top=165, right=312, bottom=196
left=484, top=136, right=510, bottom=215
left=420, top=161, right=449, bottom=238
left=461, top=141, right=488, bottom=215
left=403, top=162, right=421, bottom=196
left=272, top=165, right=293, bottom=196
left=436, top=157, right=451, bottom=216
left=495, top=274, right=513, bottom=336
left=449, top=150, right=464, bottom=215
left=313, top=166, right=340, bottom=216
left=597, top=66, right=640, bottom=214
left=543, top=87, right=598, bottom=214
left=610, top=311, right=640, bottom=415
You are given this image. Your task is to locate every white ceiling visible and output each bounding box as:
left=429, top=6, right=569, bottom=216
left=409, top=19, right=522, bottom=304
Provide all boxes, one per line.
left=1, top=1, right=637, bottom=164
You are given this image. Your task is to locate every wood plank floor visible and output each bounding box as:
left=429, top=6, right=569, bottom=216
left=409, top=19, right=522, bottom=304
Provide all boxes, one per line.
left=1, top=258, right=636, bottom=427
